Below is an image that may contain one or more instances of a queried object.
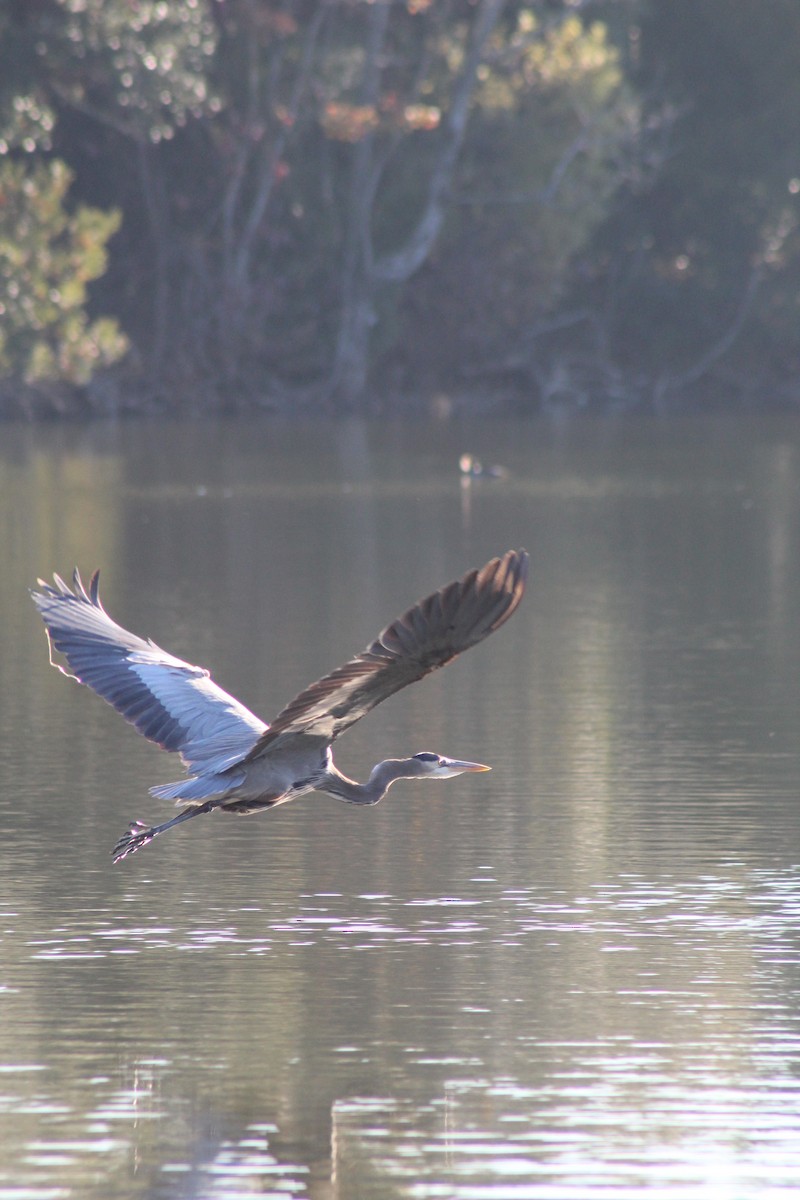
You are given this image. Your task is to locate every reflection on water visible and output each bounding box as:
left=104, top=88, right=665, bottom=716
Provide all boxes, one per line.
left=6, top=866, right=800, bottom=1197
left=3, top=414, right=800, bottom=1197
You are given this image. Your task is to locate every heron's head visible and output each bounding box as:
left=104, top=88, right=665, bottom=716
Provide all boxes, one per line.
left=410, top=751, right=491, bottom=779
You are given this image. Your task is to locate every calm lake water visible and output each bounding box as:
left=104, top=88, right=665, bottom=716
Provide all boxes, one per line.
left=3, top=413, right=800, bottom=1199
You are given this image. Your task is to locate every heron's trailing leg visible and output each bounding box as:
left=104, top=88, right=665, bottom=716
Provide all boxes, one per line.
left=112, top=802, right=215, bottom=864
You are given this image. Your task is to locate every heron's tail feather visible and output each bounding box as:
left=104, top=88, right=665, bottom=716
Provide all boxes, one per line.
left=150, top=770, right=245, bottom=804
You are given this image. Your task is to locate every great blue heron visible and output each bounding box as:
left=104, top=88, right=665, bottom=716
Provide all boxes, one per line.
left=32, top=549, right=528, bottom=863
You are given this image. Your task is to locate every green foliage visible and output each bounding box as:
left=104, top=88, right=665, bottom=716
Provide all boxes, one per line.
left=480, top=14, right=637, bottom=286
left=20, top=0, right=779, bottom=406
left=4, top=0, right=800, bottom=407
left=400, top=13, right=640, bottom=377
left=0, top=91, right=55, bottom=155
left=0, top=158, right=127, bottom=383
left=603, top=0, right=800, bottom=387
left=0, top=4, right=56, bottom=155
left=40, top=0, right=219, bottom=142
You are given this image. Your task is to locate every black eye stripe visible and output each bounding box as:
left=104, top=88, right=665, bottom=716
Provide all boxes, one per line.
left=413, top=752, right=440, bottom=762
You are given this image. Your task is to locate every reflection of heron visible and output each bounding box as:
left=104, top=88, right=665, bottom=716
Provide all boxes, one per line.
left=32, top=550, right=528, bottom=862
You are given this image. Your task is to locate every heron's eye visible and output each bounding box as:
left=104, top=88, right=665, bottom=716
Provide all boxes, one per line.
left=413, top=752, right=440, bottom=763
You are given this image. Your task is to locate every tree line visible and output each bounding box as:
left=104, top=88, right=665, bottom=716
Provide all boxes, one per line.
left=2, top=0, right=799, bottom=415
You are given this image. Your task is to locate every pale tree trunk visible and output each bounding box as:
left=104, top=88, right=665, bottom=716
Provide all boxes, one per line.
left=215, top=5, right=327, bottom=374
left=329, top=0, right=509, bottom=401
left=329, top=0, right=392, bottom=399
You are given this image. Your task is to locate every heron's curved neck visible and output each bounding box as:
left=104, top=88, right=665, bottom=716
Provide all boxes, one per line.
left=319, top=760, right=415, bottom=806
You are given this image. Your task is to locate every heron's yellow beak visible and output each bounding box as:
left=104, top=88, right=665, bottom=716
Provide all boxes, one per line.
left=450, top=759, right=491, bottom=773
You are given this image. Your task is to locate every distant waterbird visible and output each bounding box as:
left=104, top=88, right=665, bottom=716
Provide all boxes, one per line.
left=31, top=551, right=528, bottom=863
left=459, top=453, right=508, bottom=480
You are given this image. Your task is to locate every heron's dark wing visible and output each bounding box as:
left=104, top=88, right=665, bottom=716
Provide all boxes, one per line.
left=31, top=570, right=266, bottom=777
left=245, top=549, right=528, bottom=762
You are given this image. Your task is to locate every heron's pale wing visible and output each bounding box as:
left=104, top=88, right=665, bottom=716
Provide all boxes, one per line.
left=31, top=570, right=266, bottom=776
left=246, top=549, right=528, bottom=761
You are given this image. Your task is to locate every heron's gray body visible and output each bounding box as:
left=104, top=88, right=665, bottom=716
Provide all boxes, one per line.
left=31, top=550, right=528, bottom=861
left=192, top=743, right=333, bottom=812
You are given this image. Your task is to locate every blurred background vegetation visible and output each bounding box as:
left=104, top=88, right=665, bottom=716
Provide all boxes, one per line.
left=2, top=0, right=799, bottom=415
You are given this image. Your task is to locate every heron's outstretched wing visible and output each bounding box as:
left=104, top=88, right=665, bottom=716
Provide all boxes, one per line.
left=245, top=549, right=528, bottom=762
left=31, top=570, right=266, bottom=778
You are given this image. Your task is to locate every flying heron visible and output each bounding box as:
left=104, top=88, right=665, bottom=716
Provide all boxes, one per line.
left=32, top=549, right=528, bottom=863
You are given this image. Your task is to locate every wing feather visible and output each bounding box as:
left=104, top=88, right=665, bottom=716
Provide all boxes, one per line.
left=31, top=570, right=266, bottom=778
left=32, top=551, right=528, bottom=782
left=245, top=549, right=528, bottom=761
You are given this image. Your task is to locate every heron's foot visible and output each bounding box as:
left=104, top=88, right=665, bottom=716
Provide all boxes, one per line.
left=112, top=820, right=155, bottom=864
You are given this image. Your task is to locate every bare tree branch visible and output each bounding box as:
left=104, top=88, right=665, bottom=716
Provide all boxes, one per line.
left=655, top=265, right=763, bottom=400
left=231, top=5, right=327, bottom=292
left=372, top=0, right=508, bottom=284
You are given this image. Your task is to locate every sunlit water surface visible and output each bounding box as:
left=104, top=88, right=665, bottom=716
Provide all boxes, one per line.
left=3, top=414, right=800, bottom=1198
